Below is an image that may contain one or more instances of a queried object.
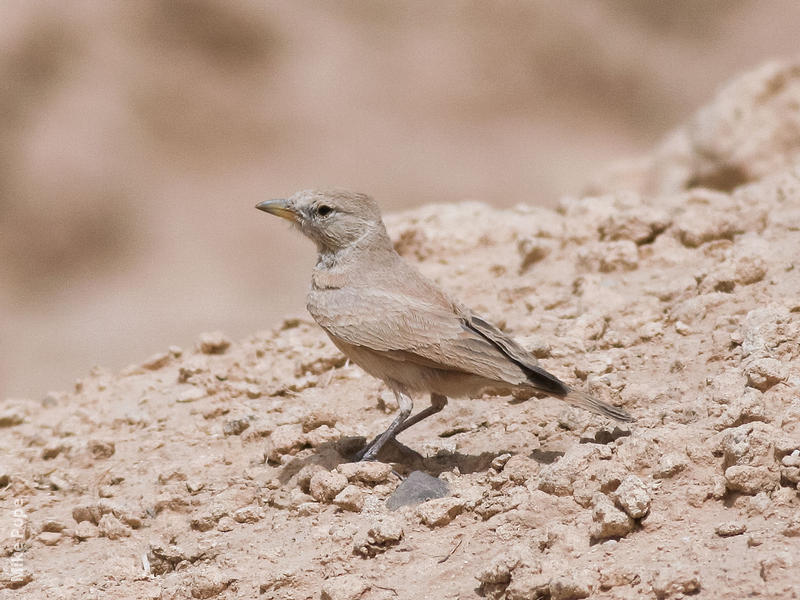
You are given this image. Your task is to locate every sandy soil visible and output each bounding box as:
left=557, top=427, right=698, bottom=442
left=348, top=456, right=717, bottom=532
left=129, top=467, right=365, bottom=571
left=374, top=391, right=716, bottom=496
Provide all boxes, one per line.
left=2, top=61, right=800, bottom=599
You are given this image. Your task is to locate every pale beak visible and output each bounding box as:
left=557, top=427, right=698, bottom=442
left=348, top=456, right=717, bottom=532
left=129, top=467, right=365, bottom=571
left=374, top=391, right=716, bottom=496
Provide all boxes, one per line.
left=255, top=199, right=298, bottom=221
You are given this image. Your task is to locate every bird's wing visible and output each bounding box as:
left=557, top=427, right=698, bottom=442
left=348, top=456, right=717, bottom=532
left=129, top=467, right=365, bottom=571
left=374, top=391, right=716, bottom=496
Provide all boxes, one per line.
left=308, top=287, right=567, bottom=394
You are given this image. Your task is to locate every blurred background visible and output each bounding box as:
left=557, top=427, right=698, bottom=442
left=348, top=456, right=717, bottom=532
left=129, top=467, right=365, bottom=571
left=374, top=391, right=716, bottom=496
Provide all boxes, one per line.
left=2, top=0, right=800, bottom=399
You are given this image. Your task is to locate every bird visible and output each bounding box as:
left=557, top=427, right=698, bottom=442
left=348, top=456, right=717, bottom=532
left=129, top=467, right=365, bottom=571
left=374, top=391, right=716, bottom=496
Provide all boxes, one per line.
left=256, top=190, right=633, bottom=461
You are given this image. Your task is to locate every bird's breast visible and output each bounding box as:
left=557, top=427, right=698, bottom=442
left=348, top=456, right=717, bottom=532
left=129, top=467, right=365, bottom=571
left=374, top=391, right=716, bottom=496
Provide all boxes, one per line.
left=310, top=267, right=349, bottom=291
left=306, top=288, right=347, bottom=328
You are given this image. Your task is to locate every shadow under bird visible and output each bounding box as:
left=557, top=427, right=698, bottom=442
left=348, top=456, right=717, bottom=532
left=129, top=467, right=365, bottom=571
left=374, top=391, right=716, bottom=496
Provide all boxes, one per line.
left=256, top=190, right=633, bottom=461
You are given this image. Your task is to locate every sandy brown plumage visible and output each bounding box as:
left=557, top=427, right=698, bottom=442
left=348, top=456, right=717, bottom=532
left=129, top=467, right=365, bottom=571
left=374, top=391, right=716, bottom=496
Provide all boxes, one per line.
left=257, top=189, right=633, bottom=461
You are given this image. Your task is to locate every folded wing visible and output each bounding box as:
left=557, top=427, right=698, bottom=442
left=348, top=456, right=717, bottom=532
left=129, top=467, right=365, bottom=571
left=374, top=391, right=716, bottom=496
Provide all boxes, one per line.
left=308, top=287, right=565, bottom=394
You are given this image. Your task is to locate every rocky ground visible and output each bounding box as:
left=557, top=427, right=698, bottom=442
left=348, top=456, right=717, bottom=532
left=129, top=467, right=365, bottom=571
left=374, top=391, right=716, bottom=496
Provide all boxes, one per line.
left=2, top=61, right=800, bottom=600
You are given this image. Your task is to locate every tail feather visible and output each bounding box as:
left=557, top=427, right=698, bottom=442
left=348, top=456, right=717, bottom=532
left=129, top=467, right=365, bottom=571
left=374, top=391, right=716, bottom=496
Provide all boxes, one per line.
left=564, top=389, right=634, bottom=423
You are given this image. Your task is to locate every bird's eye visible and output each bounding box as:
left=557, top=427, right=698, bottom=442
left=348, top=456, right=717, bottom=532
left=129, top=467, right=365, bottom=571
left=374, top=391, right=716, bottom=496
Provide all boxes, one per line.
left=316, top=204, right=332, bottom=217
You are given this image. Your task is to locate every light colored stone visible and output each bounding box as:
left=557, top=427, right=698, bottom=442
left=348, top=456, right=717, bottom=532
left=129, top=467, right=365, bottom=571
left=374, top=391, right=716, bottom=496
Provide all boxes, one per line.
left=74, top=521, right=98, bottom=541
left=715, top=521, right=747, bottom=537
left=613, top=475, right=651, bottom=519
left=577, top=240, right=639, bottom=272
left=333, top=485, right=365, bottom=512
left=476, top=548, right=524, bottom=585
left=190, top=513, right=216, bottom=532
left=216, top=516, right=235, bottom=532
left=549, top=571, right=593, bottom=600
left=189, top=568, right=231, bottom=599
left=296, top=464, right=328, bottom=493
left=597, top=565, right=640, bottom=590
left=591, top=494, right=634, bottom=540
left=97, top=513, right=131, bottom=540
left=177, top=388, right=205, bottom=403
left=304, top=424, right=341, bottom=447
left=506, top=569, right=550, bottom=600
left=416, top=496, right=466, bottom=527
left=321, top=574, right=369, bottom=600
left=539, top=445, right=602, bottom=496
left=733, top=253, right=767, bottom=285
left=336, top=461, right=393, bottom=485
left=743, top=357, right=788, bottom=391
left=724, top=465, right=779, bottom=494
left=780, top=452, right=800, bottom=485
left=718, top=422, right=776, bottom=469
left=686, top=60, right=800, bottom=188
left=300, top=410, right=337, bottom=432
left=232, top=505, right=262, bottom=524
left=714, top=388, right=767, bottom=430
left=653, top=452, right=687, bottom=479
left=38, top=531, right=61, bottom=546
left=674, top=203, right=737, bottom=247
left=599, top=205, right=670, bottom=245
left=266, top=424, right=307, bottom=463
left=353, top=516, right=404, bottom=557
left=652, top=564, right=701, bottom=599
left=309, top=471, right=348, bottom=503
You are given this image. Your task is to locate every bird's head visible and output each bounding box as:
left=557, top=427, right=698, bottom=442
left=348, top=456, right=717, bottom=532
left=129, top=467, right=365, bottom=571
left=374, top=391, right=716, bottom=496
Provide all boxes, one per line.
left=256, top=189, right=391, bottom=255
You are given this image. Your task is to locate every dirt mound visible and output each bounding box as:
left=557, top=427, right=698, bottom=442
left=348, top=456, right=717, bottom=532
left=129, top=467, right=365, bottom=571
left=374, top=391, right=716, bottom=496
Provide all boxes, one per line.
left=2, top=61, right=800, bottom=599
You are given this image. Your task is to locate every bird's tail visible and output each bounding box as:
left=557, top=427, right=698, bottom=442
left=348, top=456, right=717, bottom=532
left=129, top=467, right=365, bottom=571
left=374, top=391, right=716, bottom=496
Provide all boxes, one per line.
left=564, top=388, right=634, bottom=423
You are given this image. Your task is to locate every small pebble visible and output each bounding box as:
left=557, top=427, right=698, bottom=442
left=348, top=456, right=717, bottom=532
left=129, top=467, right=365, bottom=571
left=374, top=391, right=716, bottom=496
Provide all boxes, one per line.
left=715, top=521, right=747, bottom=537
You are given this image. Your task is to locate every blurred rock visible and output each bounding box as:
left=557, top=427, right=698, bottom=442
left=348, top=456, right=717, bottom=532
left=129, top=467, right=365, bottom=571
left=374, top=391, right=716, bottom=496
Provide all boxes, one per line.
left=222, top=418, right=250, bottom=436
left=196, top=332, right=231, bottom=355
left=74, top=521, right=98, bottom=541
left=141, top=352, right=170, bottom=370
left=686, top=60, right=800, bottom=190
left=549, top=571, right=593, bottom=600
left=673, top=191, right=737, bottom=247
left=97, top=514, right=130, bottom=540
left=321, top=574, right=368, bottom=600
left=189, top=569, right=232, bottom=599
left=577, top=240, right=639, bottom=272
left=232, top=505, right=262, bottom=524
left=0, top=410, right=25, bottom=427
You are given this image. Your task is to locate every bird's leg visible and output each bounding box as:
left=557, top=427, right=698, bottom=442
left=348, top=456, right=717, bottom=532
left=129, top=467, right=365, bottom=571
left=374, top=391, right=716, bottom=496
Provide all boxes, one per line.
left=390, top=393, right=448, bottom=437
left=357, top=389, right=412, bottom=462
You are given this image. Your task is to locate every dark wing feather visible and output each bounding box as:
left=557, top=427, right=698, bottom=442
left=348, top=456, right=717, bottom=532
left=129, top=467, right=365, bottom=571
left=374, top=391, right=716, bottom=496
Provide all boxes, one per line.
left=463, top=315, right=569, bottom=396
